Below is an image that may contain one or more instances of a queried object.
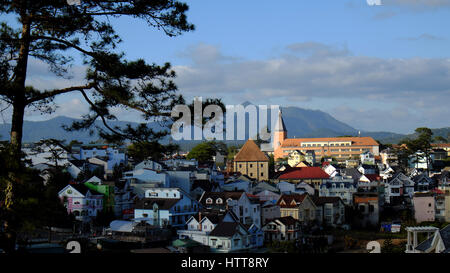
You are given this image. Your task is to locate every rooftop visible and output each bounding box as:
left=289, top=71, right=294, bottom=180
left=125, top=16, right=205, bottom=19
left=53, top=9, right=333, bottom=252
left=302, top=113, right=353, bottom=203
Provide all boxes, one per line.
left=233, top=139, right=269, bottom=162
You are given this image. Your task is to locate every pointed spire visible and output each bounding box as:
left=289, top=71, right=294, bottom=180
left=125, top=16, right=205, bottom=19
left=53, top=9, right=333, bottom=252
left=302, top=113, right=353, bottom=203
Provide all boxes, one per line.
left=274, top=109, right=287, bottom=132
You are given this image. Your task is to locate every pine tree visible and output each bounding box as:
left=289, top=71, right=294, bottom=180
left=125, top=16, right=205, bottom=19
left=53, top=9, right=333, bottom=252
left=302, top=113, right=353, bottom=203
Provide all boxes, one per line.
left=0, top=0, right=194, bottom=216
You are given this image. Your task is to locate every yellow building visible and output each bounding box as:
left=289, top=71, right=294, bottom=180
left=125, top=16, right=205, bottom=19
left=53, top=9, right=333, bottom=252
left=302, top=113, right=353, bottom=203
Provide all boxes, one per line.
left=287, top=150, right=305, bottom=167
left=276, top=194, right=317, bottom=224
left=233, top=139, right=269, bottom=181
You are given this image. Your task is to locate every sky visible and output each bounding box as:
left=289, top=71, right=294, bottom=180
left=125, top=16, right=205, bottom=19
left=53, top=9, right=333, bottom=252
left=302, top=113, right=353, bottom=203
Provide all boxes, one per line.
left=3, top=0, right=450, bottom=134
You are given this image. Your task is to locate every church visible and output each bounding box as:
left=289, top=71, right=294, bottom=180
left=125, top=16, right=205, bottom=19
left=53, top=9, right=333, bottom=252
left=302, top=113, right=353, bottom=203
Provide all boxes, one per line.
left=262, top=110, right=380, bottom=164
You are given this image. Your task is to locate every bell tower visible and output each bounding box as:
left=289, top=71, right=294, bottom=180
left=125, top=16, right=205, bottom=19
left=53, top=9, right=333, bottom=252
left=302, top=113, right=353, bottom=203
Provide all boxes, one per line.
left=273, top=109, right=287, bottom=154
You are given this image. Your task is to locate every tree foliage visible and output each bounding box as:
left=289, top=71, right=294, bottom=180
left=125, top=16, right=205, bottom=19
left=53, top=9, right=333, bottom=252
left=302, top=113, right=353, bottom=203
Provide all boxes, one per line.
left=0, top=0, right=194, bottom=216
left=187, top=141, right=227, bottom=163
left=127, top=141, right=179, bottom=163
left=399, top=127, right=433, bottom=171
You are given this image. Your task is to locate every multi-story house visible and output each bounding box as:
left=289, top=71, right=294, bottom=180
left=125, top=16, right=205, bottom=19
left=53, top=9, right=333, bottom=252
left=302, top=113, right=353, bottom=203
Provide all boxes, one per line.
left=70, top=144, right=127, bottom=177
left=312, top=196, right=346, bottom=227
left=251, top=181, right=281, bottom=202
left=58, top=183, right=104, bottom=222
left=287, top=150, right=305, bottom=167
left=360, top=151, right=375, bottom=165
left=385, top=172, right=415, bottom=204
left=84, top=176, right=115, bottom=212
left=412, top=192, right=435, bottom=223
left=411, top=173, right=433, bottom=192
left=134, top=159, right=163, bottom=171
left=261, top=201, right=281, bottom=225
left=358, top=174, right=382, bottom=191
left=123, top=168, right=170, bottom=198
left=262, top=216, right=301, bottom=242
left=178, top=210, right=263, bottom=253
left=166, top=169, right=196, bottom=194
left=353, top=192, right=380, bottom=228
left=435, top=192, right=450, bottom=222
left=113, top=179, right=136, bottom=219
left=254, top=190, right=281, bottom=203
left=133, top=188, right=199, bottom=228
left=277, top=194, right=317, bottom=225
left=199, top=191, right=262, bottom=228
left=319, top=175, right=357, bottom=205
left=233, top=139, right=269, bottom=181
left=380, top=148, right=398, bottom=166
left=431, top=143, right=450, bottom=157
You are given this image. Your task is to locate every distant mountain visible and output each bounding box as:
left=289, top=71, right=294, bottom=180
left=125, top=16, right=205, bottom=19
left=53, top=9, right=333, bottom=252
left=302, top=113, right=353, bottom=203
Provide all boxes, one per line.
left=0, top=105, right=448, bottom=147
left=0, top=116, right=166, bottom=144
left=281, top=106, right=357, bottom=138
left=374, top=127, right=450, bottom=144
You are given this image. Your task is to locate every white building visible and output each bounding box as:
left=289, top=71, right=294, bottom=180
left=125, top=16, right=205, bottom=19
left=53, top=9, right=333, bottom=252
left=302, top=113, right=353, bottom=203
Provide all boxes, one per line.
left=385, top=172, right=415, bottom=204
left=199, top=192, right=262, bottom=228
left=360, top=151, right=375, bottom=165
left=134, top=160, right=163, bottom=171
left=134, top=188, right=199, bottom=228
left=177, top=210, right=263, bottom=252
left=71, top=144, right=127, bottom=174
left=319, top=175, right=357, bottom=205
left=323, top=164, right=338, bottom=178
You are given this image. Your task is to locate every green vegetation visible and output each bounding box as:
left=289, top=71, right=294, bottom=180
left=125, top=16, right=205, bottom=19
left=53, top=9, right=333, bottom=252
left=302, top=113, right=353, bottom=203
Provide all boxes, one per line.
left=187, top=141, right=227, bottom=163
left=127, top=141, right=179, bottom=163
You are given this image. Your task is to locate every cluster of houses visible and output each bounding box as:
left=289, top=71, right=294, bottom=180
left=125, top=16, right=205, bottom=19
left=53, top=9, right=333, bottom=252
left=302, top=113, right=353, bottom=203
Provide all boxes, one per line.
left=22, top=111, right=450, bottom=253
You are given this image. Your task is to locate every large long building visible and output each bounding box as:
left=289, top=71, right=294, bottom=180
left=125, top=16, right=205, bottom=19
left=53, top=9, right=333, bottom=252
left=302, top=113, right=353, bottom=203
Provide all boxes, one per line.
left=271, top=111, right=379, bottom=162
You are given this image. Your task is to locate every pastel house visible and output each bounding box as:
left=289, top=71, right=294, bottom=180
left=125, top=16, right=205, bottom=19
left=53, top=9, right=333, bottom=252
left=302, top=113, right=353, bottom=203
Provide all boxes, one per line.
left=413, top=192, right=435, bottom=223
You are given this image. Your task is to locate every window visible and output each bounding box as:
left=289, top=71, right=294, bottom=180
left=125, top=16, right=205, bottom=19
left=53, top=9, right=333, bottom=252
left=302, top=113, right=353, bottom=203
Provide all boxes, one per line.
left=429, top=203, right=432, bottom=207
left=261, top=164, right=264, bottom=167
left=216, top=198, right=223, bottom=204
left=239, top=164, right=242, bottom=168
left=143, top=213, right=148, bottom=217
left=206, top=198, right=213, bottom=204
left=250, top=164, right=253, bottom=168
left=261, top=173, right=264, bottom=177
left=250, top=173, right=253, bottom=177
left=369, top=205, right=374, bottom=213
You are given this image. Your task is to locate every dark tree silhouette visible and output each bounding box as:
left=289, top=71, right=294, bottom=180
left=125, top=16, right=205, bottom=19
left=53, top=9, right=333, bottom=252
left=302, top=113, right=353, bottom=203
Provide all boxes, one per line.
left=0, top=0, right=194, bottom=214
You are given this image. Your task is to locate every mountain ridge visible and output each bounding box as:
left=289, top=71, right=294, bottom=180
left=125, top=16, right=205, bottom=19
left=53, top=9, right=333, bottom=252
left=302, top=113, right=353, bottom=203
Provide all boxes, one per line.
left=0, top=106, right=448, bottom=146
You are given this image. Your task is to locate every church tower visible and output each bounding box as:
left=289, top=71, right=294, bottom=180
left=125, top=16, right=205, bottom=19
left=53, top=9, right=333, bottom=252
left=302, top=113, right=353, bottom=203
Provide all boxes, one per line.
left=273, top=109, right=287, bottom=156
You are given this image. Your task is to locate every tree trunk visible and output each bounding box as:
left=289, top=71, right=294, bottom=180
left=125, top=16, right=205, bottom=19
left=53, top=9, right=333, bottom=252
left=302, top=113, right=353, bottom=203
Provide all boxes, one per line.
left=10, top=16, right=31, bottom=158
left=5, top=14, right=31, bottom=216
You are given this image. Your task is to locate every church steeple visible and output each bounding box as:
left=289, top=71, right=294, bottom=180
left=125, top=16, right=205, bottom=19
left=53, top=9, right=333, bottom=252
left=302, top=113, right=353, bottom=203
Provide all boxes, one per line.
left=273, top=109, right=287, bottom=152
left=274, top=109, right=287, bottom=132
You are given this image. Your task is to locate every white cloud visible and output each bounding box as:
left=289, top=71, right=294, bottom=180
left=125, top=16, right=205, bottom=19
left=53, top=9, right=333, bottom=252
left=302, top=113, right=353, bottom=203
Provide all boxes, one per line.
left=173, top=42, right=450, bottom=133
left=174, top=42, right=450, bottom=103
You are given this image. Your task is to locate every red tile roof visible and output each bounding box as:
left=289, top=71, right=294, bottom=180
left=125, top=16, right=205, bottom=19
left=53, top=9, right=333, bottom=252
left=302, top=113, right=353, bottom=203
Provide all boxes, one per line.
left=278, top=167, right=330, bottom=180
left=432, top=143, right=450, bottom=148
left=280, top=136, right=379, bottom=148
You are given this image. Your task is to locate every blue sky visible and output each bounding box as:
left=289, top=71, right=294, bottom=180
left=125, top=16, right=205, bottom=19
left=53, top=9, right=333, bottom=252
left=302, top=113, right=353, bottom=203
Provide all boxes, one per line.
left=7, top=0, right=450, bottom=134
